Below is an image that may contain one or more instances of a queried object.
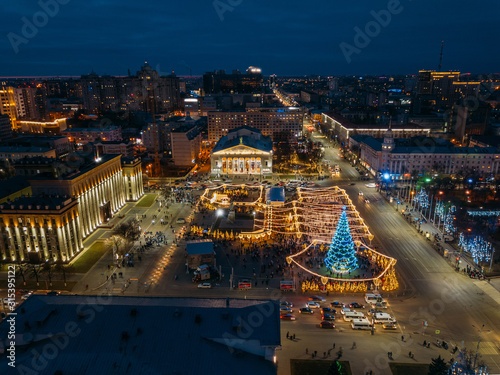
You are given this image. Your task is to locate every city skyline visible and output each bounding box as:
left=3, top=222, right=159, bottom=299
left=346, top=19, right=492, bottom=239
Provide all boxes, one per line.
left=1, top=0, right=499, bottom=77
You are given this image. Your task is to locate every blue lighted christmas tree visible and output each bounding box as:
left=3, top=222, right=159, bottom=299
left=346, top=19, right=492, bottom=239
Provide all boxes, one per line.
left=325, top=206, right=358, bottom=274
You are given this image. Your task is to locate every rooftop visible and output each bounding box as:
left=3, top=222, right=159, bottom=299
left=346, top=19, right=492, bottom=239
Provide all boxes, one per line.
left=212, top=127, right=272, bottom=154
left=0, top=175, right=30, bottom=199
left=186, top=239, right=214, bottom=255
left=0, top=296, right=280, bottom=375
left=0, top=195, right=75, bottom=211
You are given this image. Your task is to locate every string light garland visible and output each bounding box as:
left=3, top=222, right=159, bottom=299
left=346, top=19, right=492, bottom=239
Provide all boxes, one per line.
left=195, top=184, right=398, bottom=292
left=324, top=206, right=358, bottom=274
left=458, top=233, right=494, bottom=264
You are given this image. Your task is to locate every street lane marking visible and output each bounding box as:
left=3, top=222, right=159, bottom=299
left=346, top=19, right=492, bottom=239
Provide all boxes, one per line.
left=478, top=342, right=499, bottom=355
left=473, top=280, right=500, bottom=306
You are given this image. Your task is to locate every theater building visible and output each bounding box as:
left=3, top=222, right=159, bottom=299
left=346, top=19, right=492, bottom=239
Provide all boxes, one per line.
left=211, top=126, right=273, bottom=176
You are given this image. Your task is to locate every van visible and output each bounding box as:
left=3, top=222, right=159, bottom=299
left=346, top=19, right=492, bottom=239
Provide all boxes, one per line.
left=351, top=318, right=372, bottom=330
left=372, top=313, right=396, bottom=324
left=364, top=293, right=382, bottom=304
left=343, top=311, right=365, bottom=321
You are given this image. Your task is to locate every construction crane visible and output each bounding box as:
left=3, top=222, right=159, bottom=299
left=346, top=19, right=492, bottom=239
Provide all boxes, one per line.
left=149, top=88, right=161, bottom=177
left=438, top=41, right=444, bottom=72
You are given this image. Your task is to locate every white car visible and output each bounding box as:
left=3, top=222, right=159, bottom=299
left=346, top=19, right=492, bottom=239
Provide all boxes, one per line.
left=21, top=293, right=32, bottom=300
left=358, top=191, right=364, bottom=196
left=197, top=283, right=211, bottom=289
left=306, top=301, right=321, bottom=309
left=176, top=218, right=186, bottom=224
left=340, top=308, right=352, bottom=315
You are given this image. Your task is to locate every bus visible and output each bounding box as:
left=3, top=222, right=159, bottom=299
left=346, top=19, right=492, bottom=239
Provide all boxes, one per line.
left=351, top=318, right=372, bottom=330
left=280, top=280, right=294, bottom=291
left=343, top=311, right=365, bottom=322
left=238, top=280, right=252, bottom=290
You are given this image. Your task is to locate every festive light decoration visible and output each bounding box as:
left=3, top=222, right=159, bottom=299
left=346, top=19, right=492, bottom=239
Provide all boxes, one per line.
left=444, top=205, right=456, bottom=234
left=449, top=350, right=489, bottom=374
left=324, top=206, right=358, bottom=274
left=195, top=183, right=398, bottom=293
left=414, top=188, right=429, bottom=209
left=459, top=233, right=494, bottom=264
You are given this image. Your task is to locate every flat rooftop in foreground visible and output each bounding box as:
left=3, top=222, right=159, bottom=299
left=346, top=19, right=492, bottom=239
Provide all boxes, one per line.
left=0, top=296, right=280, bottom=375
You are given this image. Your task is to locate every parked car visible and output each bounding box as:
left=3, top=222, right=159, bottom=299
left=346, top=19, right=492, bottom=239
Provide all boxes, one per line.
left=299, top=308, right=314, bottom=314
left=46, top=291, right=60, bottom=296
left=383, top=323, right=397, bottom=330
left=322, top=313, right=335, bottom=321
left=321, top=307, right=332, bottom=314
left=309, top=295, right=326, bottom=302
left=280, top=301, right=293, bottom=308
left=197, top=283, right=211, bottom=289
left=367, top=309, right=382, bottom=316
left=280, top=306, right=293, bottom=313
left=349, top=302, right=365, bottom=309
left=306, top=301, right=321, bottom=309
left=176, top=218, right=186, bottom=224
left=280, top=314, right=296, bottom=321
left=330, top=301, right=344, bottom=308
left=319, top=321, right=335, bottom=329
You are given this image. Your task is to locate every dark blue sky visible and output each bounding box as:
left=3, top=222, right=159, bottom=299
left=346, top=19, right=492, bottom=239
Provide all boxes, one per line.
left=1, top=0, right=498, bottom=77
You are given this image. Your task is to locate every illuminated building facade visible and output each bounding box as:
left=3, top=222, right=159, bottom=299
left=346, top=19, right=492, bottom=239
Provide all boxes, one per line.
left=121, top=157, right=144, bottom=201
left=19, top=118, right=68, bottom=134
left=208, top=107, right=303, bottom=142
left=0, top=86, right=18, bottom=130
left=321, top=111, right=430, bottom=144
left=0, top=197, right=83, bottom=263
left=62, top=126, right=122, bottom=145
left=29, top=155, right=126, bottom=237
left=0, top=155, right=144, bottom=263
left=211, top=126, right=273, bottom=175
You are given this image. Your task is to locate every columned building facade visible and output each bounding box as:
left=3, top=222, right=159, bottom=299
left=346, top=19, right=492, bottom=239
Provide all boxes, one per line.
left=211, top=126, right=273, bottom=175
left=0, top=155, right=144, bottom=264
left=0, top=197, right=83, bottom=263
left=122, top=157, right=144, bottom=201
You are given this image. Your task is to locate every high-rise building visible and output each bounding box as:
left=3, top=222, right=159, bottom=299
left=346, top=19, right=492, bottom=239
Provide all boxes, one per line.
left=208, top=107, right=303, bottom=142
left=79, top=63, right=181, bottom=114
left=203, top=67, right=263, bottom=94
left=0, top=114, right=13, bottom=142
left=0, top=86, right=18, bottom=130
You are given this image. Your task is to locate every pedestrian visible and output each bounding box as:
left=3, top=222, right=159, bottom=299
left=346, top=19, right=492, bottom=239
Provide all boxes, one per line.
left=408, top=351, right=412, bottom=358
left=314, top=350, right=317, bottom=357
left=401, top=335, right=404, bottom=342
left=352, top=341, right=356, bottom=349
left=286, top=331, right=289, bottom=339
left=293, top=334, right=296, bottom=340
left=305, top=348, right=308, bottom=354
left=423, top=340, right=427, bottom=346
left=333, top=343, right=336, bottom=349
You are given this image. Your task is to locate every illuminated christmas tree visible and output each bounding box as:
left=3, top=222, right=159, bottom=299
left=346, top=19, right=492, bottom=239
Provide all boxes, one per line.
left=325, top=206, right=358, bottom=274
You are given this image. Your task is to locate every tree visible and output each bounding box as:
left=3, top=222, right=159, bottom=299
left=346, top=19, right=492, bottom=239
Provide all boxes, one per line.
left=112, top=219, right=141, bottom=242
left=324, top=206, right=358, bottom=274
left=428, top=355, right=449, bottom=375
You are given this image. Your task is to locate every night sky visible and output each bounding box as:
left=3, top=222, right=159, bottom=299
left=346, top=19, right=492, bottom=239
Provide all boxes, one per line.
left=1, top=0, right=499, bottom=77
